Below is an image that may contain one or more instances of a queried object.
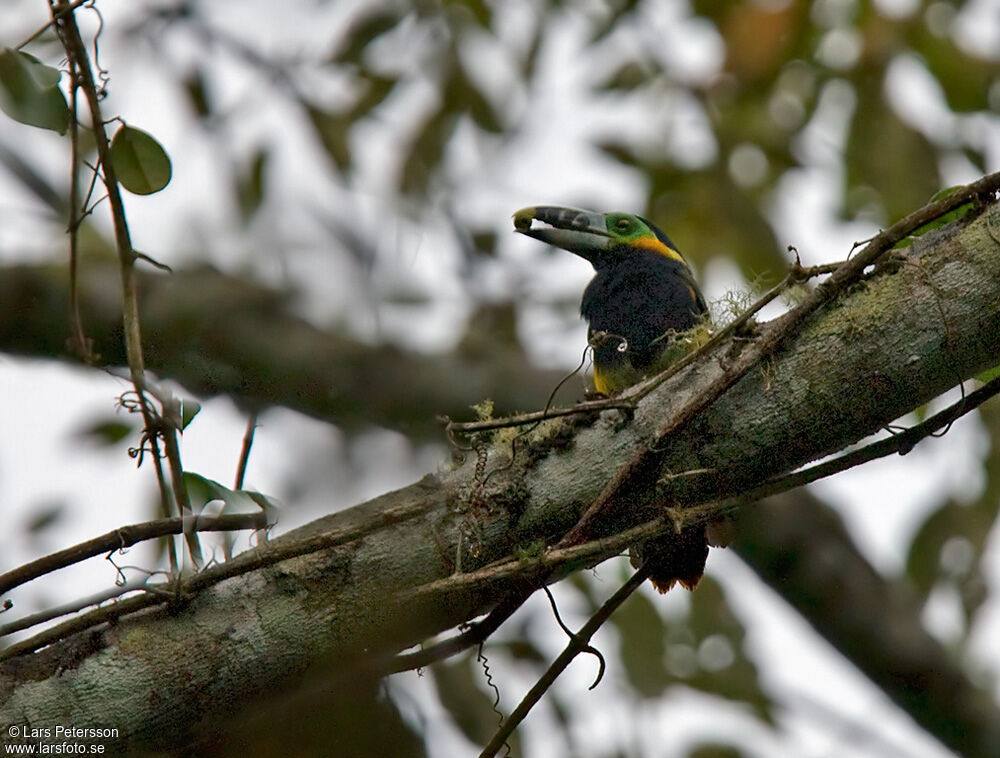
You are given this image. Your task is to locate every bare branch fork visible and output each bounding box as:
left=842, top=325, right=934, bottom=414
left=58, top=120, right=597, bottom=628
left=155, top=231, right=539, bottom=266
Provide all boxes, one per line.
left=479, top=564, right=654, bottom=758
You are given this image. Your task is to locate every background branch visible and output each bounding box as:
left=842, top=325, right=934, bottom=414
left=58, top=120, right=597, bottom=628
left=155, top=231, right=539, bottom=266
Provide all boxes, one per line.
left=733, top=490, right=1000, bottom=757
left=0, top=263, right=570, bottom=437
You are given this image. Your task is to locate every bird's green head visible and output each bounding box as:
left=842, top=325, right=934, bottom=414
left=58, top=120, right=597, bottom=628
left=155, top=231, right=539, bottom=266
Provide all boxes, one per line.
left=513, top=206, right=685, bottom=269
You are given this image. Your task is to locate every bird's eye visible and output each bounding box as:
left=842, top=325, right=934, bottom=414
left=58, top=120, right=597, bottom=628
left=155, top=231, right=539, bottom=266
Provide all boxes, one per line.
left=615, top=218, right=632, bottom=232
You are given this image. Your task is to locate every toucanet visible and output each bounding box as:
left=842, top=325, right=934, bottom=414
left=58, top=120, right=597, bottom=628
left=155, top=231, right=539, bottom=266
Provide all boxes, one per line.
left=514, top=206, right=707, bottom=395
left=514, top=205, right=710, bottom=591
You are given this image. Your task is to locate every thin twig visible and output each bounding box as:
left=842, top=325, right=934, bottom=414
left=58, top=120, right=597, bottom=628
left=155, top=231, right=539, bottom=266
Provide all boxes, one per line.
left=542, top=586, right=605, bottom=688
left=235, top=413, right=259, bottom=490
left=382, top=589, right=532, bottom=675
left=447, top=398, right=634, bottom=436
left=0, top=513, right=268, bottom=598
left=0, top=576, right=155, bottom=638
left=53, top=6, right=144, bottom=387
left=66, top=59, right=92, bottom=363
left=0, top=593, right=158, bottom=661
left=1, top=495, right=437, bottom=657
left=14, top=0, right=91, bottom=49
left=478, top=564, right=653, bottom=758
left=149, top=434, right=180, bottom=574
left=402, top=521, right=664, bottom=603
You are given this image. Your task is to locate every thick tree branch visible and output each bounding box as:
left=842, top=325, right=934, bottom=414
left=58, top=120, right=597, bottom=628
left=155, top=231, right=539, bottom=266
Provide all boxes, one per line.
left=0, top=263, right=570, bottom=436
left=1, top=201, right=999, bottom=753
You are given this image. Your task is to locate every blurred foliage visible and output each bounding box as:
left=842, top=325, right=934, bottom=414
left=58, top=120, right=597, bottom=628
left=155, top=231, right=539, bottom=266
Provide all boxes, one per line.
left=128, top=0, right=994, bottom=291
left=210, top=675, right=426, bottom=758
left=687, top=745, right=746, bottom=758
left=906, top=400, right=1000, bottom=637
left=296, top=0, right=993, bottom=752
left=254, top=0, right=995, bottom=282
left=431, top=650, right=524, bottom=756
left=22, top=499, right=67, bottom=537
left=611, top=576, right=773, bottom=720
left=72, top=417, right=135, bottom=446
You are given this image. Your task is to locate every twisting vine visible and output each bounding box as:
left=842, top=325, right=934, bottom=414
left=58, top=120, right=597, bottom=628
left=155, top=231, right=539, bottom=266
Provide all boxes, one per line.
left=51, top=0, right=203, bottom=567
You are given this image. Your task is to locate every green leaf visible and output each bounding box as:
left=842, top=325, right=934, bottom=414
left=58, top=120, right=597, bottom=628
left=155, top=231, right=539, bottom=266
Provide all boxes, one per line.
left=182, top=472, right=274, bottom=514
left=236, top=147, right=269, bottom=220
left=75, top=418, right=134, bottom=446
left=331, top=10, right=402, bottom=64
left=109, top=125, right=172, bottom=195
left=21, top=52, right=60, bottom=89
left=180, top=399, right=201, bottom=431
left=0, top=47, right=69, bottom=134
left=611, top=589, right=672, bottom=697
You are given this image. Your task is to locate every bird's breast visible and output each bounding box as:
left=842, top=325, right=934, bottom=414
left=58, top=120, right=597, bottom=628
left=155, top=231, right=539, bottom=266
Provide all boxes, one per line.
left=580, top=253, right=705, bottom=392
